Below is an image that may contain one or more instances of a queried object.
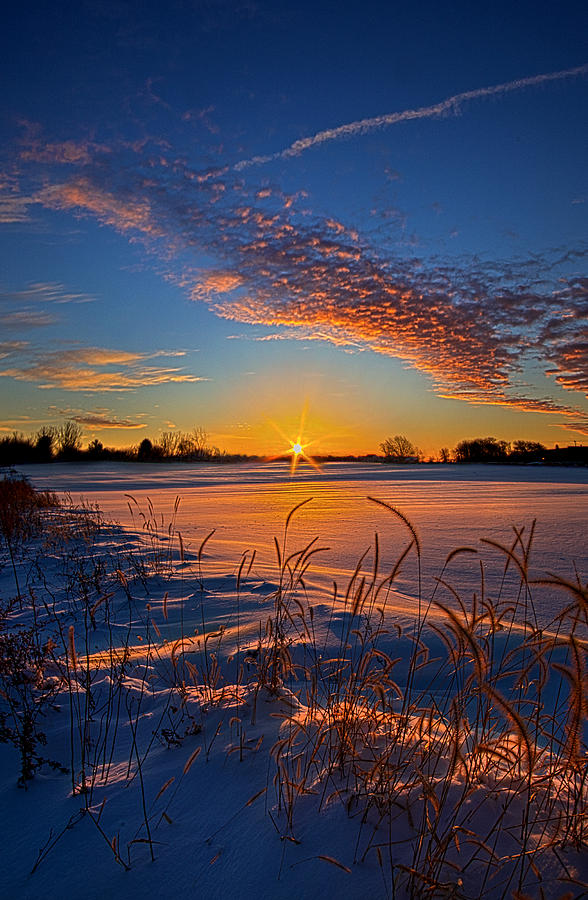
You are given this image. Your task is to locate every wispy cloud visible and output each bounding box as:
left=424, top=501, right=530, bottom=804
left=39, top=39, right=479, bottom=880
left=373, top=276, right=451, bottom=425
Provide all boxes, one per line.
left=0, top=282, right=96, bottom=331
left=40, top=178, right=164, bottom=236
left=0, top=282, right=96, bottom=305
left=69, top=412, right=148, bottom=429
left=19, top=133, right=111, bottom=166
left=557, top=420, right=588, bottom=436
left=0, top=345, right=206, bottom=391
left=235, top=63, right=588, bottom=169
left=0, top=340, right=29, bottom=359
left=0, top=282, right=95, bottom=308
left=0, top=309, right=56, bottom=329
left=0, top=174, right=35, bottom=223
left=0, top=414, right=44, bottom=433
left=437, top=386, right=588, bottom=425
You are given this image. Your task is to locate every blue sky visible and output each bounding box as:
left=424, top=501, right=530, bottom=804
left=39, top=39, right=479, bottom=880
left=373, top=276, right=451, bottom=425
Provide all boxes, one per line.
left=1, top=0, right=587, bottom=455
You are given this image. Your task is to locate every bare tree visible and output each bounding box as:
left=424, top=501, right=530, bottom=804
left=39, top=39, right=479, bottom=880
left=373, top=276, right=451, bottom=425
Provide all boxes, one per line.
left=56, top=421, right=83, bottom=458
left=380, top=435, right=419, bottom=462
left=190, top=426, right=210, bottom=459
left=157, top=432, right=180, bottom=458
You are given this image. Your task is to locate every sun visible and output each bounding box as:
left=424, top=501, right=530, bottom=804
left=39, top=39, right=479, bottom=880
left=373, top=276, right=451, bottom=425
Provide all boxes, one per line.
left=265, top=405, right=322, bottom=475
left=285, top=436, right=320, bottom=474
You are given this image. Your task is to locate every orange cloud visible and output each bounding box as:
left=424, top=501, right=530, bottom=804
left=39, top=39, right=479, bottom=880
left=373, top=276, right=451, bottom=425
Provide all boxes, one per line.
left=39, top=178, right=163, bottom=237
left=20, top=138, right=110, bottom=166
left=438, top=388, right=588, bottom=420
left=557, top=420, right=588, bottom=436
left=190, top=271, right=244, bottom=300
left=0, top=346, right=205, bottom=392
left=18, top=135, right=587, bottom=425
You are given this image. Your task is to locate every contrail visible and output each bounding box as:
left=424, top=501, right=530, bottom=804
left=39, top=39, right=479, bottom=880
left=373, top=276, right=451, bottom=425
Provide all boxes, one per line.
left=234, top=62, right=588, bottom=170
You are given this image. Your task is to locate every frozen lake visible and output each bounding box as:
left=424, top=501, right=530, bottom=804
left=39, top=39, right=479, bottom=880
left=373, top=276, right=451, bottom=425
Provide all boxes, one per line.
left=17, top=460, right=588, bottom=628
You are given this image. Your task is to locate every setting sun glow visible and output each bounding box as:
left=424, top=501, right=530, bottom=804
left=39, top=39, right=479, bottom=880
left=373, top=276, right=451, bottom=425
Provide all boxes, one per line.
left=265, top=407, right=322, bottom=475
left=286, top=436, right=320, bottom=474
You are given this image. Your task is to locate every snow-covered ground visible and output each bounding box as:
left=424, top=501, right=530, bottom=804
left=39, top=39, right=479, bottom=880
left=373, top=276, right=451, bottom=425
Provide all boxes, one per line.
left=1, top=463, right=586, bottom=898
left=20, top=460, right=588, bottom=627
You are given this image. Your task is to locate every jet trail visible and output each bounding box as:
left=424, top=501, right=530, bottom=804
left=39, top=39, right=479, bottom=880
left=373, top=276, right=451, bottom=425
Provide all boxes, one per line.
left=234, top=62, right=588, bottom=170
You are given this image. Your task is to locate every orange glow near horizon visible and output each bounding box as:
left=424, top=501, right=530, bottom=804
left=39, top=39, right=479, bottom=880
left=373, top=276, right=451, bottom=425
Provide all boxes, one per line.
left=23, top=375, right=587, bottom=461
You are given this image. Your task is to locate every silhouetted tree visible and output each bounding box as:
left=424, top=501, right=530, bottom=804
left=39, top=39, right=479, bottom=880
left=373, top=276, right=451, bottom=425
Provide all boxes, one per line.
left=157, top=432, right=179, bottom=458
left=509, top=440, right=546, bottom=462
left=153, top=427, right=214, bottom=460
left=0, top=433, right=36, bottom=465
left=137, top=438, right=154, bottom=461
left=87, top=439, right=104, bottom=459
left=380, top=435, right=419, bottom=463
left=454, top=437, right=509, bottom=463
left=190, top=426, right=210, bottom=459
left=55, top=421, right=83, bottom=459
left=34, top=427, right=55, bottom=462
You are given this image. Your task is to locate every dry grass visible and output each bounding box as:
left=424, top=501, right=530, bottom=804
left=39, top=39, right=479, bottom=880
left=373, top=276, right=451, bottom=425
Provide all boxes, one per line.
left=0, top=473, right=59, bottom=600
left=262, top=505, right=587, bottom=898
left=0, top=484, right=586, bottom=896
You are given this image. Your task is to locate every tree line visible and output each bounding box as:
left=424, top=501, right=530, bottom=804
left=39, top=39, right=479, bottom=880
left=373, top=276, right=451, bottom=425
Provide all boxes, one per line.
left=380, top=433, right=547, bottom=464
left=0, top=423, right=250, bottom=466
left=1, top=423, right=585, bottom=467
left=381, top=434, right=586, bottom=465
